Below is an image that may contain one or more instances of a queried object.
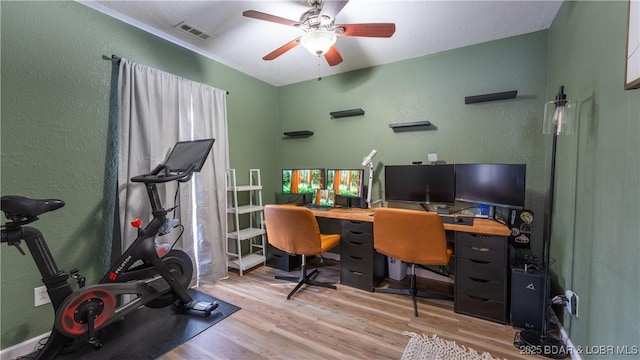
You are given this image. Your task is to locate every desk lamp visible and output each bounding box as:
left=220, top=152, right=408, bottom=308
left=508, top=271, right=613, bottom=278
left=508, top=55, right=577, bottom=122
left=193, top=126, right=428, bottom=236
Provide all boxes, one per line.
left=518, top=86, right=576, bottom=359
left=361, top=149, right=377, bottom=208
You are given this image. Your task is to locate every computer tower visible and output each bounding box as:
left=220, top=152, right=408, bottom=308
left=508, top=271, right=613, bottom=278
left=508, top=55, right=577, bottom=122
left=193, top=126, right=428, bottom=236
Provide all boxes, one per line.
left=510, top=266, right=545, bottom=331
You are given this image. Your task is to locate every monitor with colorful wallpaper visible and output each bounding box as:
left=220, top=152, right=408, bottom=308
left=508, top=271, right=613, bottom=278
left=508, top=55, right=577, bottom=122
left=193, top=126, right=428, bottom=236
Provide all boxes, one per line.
left=326, top=169, right=364, bottom=198
left=282, top=169, right=325, bottom=194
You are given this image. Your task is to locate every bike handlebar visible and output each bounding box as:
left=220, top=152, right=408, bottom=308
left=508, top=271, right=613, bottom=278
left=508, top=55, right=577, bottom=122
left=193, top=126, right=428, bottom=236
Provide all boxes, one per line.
left=130, top=164, right=196, bottom=184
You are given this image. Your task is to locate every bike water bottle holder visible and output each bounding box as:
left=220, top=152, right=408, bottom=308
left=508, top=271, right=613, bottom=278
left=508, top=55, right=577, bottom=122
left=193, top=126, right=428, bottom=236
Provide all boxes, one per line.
left=159, top=218, right=180, bottom=236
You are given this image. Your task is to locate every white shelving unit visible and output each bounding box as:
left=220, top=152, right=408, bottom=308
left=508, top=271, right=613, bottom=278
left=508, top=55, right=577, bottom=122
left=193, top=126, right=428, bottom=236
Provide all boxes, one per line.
left=226, top=168, right=266, bottom=276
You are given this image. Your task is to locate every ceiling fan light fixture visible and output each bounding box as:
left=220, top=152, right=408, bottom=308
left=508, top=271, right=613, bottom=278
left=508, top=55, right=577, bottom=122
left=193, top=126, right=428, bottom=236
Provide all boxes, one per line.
left=300, top=30, right=336, bottom=56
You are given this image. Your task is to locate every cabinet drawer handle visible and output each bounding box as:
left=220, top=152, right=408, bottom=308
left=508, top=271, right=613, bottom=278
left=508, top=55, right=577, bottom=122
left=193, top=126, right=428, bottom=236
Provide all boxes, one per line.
left=273, top=254, right=282, bottom=258
left=349, top=270, right=363, bottom=276
left=469, top=234, right=490, bottom=239
left=468, top=295, right=490, bottom=302
left=471, top=246, right=490, bottom=252
left=350, top=255, right=363, bottom=260
left=469, top=259, right=490, bottom=264
left=349, top=230, right=363, bottom=235
left=350, top=241, right=364, bottom=245
left=468, top=277, right=489, bottom=283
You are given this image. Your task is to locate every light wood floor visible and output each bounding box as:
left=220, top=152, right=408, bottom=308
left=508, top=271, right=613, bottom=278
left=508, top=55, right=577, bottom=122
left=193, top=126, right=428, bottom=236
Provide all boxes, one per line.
left=161, top=259, right=536, bottom=360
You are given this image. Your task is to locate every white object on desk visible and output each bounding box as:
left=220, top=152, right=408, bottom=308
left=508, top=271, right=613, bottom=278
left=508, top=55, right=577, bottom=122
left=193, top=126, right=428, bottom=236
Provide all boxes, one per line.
left=362, top=149, right=377, bottom=208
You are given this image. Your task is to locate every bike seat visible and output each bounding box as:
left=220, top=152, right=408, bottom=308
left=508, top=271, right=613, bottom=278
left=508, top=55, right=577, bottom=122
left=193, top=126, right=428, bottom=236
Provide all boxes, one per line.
left=1, top=195, right=65, bottom=217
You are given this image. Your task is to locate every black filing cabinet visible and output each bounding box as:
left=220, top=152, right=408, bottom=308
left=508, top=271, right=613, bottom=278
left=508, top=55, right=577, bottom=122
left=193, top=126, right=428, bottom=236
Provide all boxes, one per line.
left=265, top=243, right=302, bottom=272
left=454, top=232, right=509, bottom=323
left=340, top=220, right=386, bottom=291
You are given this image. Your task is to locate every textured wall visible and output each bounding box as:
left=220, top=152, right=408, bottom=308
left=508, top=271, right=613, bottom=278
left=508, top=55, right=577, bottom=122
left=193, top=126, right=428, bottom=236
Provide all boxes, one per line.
left=277, top=31, right=548, bottom=242
left=547, top=1, right=640, bottom=354
left=0, top=1, right=278, bottom=348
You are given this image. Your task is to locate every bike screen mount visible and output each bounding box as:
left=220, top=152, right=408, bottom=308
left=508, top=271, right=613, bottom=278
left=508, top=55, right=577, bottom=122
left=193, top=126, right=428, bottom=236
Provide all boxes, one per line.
left=131, top=138, right=215, bottom=185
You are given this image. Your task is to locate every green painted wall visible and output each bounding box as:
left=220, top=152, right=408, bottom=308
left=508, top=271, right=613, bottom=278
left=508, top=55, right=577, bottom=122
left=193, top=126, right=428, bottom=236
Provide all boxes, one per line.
left=546, top=1, right=640, bottom=356
left=1, top=1, right=278, bottom=348
left=277, top=31, right=549, bottom=238
left=3, top=0, right=639, bottom=354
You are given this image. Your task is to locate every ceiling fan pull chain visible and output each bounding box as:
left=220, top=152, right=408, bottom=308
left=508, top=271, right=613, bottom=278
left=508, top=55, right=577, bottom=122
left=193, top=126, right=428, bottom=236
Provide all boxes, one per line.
left=317, top=56, right=322, bottom=81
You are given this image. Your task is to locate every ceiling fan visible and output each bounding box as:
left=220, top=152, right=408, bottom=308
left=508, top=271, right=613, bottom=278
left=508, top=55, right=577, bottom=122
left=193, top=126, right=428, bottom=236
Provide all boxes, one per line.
left=243, top=0, right=396, bottom=66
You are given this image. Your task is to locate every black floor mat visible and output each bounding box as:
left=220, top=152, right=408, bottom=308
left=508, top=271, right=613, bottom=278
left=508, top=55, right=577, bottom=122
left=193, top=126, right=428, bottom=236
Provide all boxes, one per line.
left=54, top=289, right=239, bottom=360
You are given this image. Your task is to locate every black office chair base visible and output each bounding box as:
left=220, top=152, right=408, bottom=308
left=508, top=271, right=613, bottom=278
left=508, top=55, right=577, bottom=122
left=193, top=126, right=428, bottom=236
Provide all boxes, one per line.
left=275, top=260, right=336, bottom=300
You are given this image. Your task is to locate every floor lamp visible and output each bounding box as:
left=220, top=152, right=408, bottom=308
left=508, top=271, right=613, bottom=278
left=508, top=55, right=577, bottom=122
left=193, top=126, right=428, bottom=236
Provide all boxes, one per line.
left=518, top=86, right=576, bottom=359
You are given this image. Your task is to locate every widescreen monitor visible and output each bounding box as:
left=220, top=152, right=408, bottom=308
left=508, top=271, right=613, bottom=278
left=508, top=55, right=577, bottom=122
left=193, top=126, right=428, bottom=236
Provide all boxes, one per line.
left=455, top=163, right=526, bottom=209
left=282, top=169, right=325, bottom=194
left=326, top=169, right=364, bottom=198
left=384, top=164, right=455, bottom=204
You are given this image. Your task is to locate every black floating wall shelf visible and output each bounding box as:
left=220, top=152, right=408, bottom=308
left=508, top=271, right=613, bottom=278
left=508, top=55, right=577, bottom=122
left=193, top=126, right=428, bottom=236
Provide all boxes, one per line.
left=283, top=130, right=313, bottom=138
left=330, top=108, right=365, bottom=118
left=465, top=90, right=518, bottom=104
left=388, top=121, right=437, bottom=132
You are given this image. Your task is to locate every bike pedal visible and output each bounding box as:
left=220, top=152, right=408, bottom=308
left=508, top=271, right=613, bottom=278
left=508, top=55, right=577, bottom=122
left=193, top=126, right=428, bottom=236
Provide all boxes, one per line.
left=179, top=300, right=218, bottom=316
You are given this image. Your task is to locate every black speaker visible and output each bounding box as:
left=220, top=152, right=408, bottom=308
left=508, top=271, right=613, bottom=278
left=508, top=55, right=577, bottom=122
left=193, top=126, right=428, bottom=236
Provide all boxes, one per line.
left=511, top=266, right=545, bottom=331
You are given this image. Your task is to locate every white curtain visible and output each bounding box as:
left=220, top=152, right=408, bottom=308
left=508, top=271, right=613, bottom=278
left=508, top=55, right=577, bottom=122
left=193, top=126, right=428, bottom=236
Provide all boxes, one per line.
left=117, top=58, right=228, bottom=284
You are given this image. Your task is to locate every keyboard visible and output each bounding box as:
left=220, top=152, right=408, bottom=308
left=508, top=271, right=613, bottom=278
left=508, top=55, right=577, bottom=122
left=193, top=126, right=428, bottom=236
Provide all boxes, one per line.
left=305, top=205, right=333, bottom=211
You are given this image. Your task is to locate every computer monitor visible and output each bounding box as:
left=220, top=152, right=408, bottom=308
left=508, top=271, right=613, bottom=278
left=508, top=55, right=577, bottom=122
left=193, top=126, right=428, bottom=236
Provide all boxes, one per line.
left=326, top=169, right=364, bottom=198
left=311, top=189, right=336, bottom=207
left=455, top=163, right=526, bottom=209
left=164, top=138, right=215, bottom=172
left=282, top=169, right=325, bottom=194
left=384, top=164, right=455, bottom=204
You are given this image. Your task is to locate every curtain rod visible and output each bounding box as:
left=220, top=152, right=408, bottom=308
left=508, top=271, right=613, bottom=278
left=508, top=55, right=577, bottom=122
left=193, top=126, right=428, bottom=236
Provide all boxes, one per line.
left=102, top=54, right=229, bottom=95
left=102, top=54, right=121, bottom=64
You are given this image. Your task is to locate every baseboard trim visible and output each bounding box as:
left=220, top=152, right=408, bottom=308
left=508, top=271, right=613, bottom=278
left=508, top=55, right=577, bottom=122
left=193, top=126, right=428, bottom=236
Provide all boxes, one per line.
left=0, top=332, right=49, bottom=360
left=415, top=267, right=454, bottom=283
left=322, top=252, right=340, bottom=261
left=560, top=325, right=581, bottom=360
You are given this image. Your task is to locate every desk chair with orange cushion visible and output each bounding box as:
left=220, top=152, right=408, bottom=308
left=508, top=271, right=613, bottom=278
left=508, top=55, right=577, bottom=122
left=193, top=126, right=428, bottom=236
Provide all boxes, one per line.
left=373, top=208, right=453, bottom=317
left=264, top=205, right=341, bottom=299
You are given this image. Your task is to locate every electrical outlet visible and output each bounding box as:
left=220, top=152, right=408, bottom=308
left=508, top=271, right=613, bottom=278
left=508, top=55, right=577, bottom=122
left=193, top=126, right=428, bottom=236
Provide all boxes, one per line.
left=34, top=285, right=51, bottom=307
left=565, top=290, right=579, bottom=317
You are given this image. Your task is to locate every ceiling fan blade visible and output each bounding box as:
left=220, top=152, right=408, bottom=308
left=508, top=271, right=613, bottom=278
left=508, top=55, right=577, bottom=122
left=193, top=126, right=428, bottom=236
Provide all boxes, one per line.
left=320, top=0, right=350, bottom=19
left=337, top=23, right=396, bottom=38
left=263, top=38, right=301, bottom=61
left=324, top=45, right=343, bottom=66
left=243, top=10, right=300, bottom=27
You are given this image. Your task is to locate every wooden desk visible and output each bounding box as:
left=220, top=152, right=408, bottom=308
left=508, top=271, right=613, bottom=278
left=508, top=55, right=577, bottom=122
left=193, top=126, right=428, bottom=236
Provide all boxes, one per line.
left=309, top=206, right=512, bottom=324
left=310, top=207, right=510, bottom=236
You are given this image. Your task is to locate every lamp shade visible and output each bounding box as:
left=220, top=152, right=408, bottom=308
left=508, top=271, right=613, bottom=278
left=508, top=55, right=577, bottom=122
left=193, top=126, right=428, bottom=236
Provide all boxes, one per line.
left=543, top=86, right=577, bottom=135
left=300, top=30, right=336, bottom=56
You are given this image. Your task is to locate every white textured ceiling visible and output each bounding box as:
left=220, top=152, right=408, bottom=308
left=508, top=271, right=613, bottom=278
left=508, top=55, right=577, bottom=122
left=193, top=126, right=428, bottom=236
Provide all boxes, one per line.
left=80, top=0, right=563, bottom=86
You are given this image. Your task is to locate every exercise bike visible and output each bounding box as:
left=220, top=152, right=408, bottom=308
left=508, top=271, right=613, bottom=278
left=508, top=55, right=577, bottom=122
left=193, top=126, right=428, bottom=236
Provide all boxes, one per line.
left=1, top=139, right=218, bottom=359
